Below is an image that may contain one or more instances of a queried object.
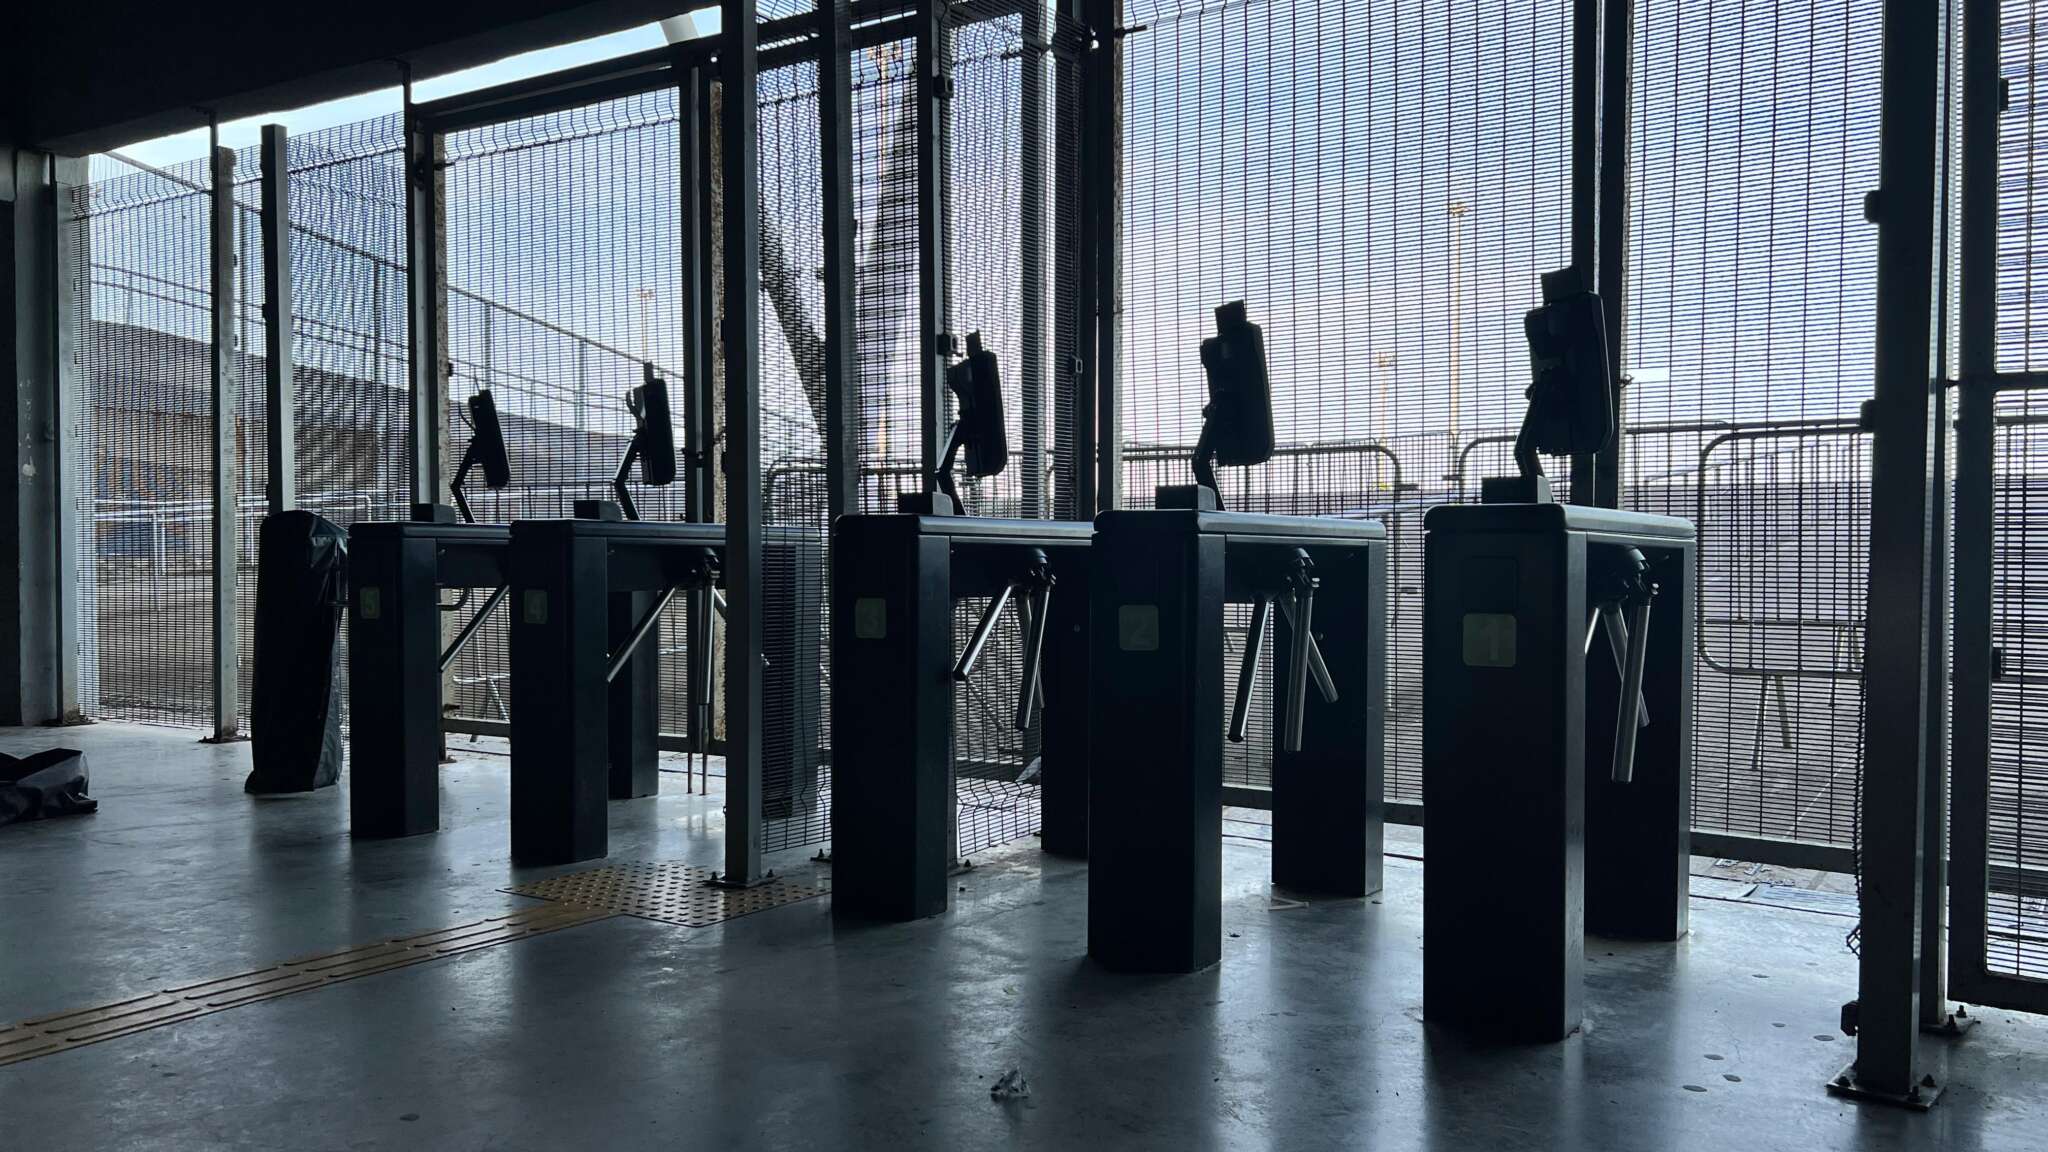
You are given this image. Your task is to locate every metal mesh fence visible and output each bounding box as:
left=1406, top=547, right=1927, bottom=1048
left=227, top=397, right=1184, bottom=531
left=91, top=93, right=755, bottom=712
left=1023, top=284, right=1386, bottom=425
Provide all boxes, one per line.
left=440, top=90, right=695, bottom=741
left=278, top=117, right=415, bottom=733
left=1117, top=0, right=1576, bottom=801
left=1987, top=1, right=2048, bottom=982
left=71, top=121, right=415, bottom=734
left=1624, top=0, right=1883, bottom=846
left=757, top=56, right=835, bottom=852
left=1988, top=394, right=2048, bottom=981
left=70, top=154, right=224, bottom=726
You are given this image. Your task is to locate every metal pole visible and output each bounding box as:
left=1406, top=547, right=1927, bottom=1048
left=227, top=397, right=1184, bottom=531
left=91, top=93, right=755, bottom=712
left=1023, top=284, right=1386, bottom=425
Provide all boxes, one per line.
left=1916, top=0, right=1966, bottom=1031
left=209, top=140, right=241, bottom=741
left=1081, top=0, right=1122, bottom=513
left=1838, top=0, right=1947, bottom=1106
left=720, top=0, right=766, bottom=887
left=680, top=64, right=715, bottom=763
left=820, top=0, right=862, bottom=519
left=404, top=92, right=447, bottom=508
left=1947, top=0, right=2000, bottom=1017
left=260, top=125, right=297, bottom=514
left=53, top=155, right=88, bottom=722
left=916, top=0, right=952, bottom=481
left=1052, top=4, right=1083, bottom=519
left=1567, top=0, right=1599, bottom=503
left=686, top=64, right=718, bottom=526
left=1592, top=0, right=1632, bottom=510
left=1020, top=0, right=1049, bottom=518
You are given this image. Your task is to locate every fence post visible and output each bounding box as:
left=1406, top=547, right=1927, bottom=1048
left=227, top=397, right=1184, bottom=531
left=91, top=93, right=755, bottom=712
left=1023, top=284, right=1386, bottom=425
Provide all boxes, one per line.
left=915, top=0, right=951, bottom=483
left=1839, top=0, right=1948, bottom=1106
left=818, top=0, right=860, bottom=518
left=404, top=94, right=447, bottom=508
left=1593, top=0, right=1632, bottom=509
left=54, top=155, right=90, bottom=722
left=208, top=140, right=242, bottom=741
left=261, top=125, right=297, bottom=514
left=719, top=0, right=766, bottom=887
left=1020, top=0, right=1048, bottom=518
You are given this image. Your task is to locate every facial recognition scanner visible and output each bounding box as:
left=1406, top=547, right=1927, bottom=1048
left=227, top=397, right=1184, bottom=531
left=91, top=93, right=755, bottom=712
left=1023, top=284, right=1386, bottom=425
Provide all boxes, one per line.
left=899, top=332, right=1009, bottom=516
left=612, top=364, right=679, bottom=521
left=448, top=389, right=512, bottom=524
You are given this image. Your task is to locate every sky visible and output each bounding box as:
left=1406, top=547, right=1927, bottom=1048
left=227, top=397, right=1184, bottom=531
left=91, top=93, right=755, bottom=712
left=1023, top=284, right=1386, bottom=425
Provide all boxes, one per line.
left=113, top=8, right=721, bottom=170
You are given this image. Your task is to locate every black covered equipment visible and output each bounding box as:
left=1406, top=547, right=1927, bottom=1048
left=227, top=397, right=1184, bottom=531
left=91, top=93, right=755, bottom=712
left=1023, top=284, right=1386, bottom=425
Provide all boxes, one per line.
left=467, top=390, right=512, bottom=488
left=247, top=511, right=349, bottom=794
left=629, top=367, right=678, bottom=486
left=949, top=331, right=1008, bottom=478
left=1521, top=287, right=1615, bottom=459
left=1199, top=301, right=1276, bottom=468
left=0, top=749, right=97, bottom=826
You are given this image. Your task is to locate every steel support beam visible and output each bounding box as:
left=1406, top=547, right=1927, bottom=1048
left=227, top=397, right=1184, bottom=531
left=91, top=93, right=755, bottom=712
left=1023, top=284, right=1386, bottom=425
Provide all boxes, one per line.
left=819, top=0, right=861, bottom=519
left=1567, top=0, right=1599, bottom=503
left=915, top=0, right=951, bottom=481
left=1051, top=3, right=1083, bottom=519
left=1917, top=6, right=1966, bottom=1031
left=1837, top=0, right=1948, bottom=1107
left=53, top=155, right=88, bottom=723
left=208, top=141, right=241, bottom=741
left=1019, top=0, right=1049, bottom=519
left=686, top=65, right=717, bottom=528
left=260, top=125, right=297, bottom=514
left=3, top=150, right=73, bottom=726
left=1591, top=0, right=1632, bottom=510
left=404, top=99, right=447, bottom=507
left=720, top=0, right=766, bottom=886
left=1077, top=0, right=1121, bottom=513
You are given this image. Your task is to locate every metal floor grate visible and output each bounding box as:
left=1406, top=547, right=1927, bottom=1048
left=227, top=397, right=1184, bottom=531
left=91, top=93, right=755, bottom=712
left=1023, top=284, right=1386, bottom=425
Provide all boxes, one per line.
left=504, top=861, right=827, bottom=927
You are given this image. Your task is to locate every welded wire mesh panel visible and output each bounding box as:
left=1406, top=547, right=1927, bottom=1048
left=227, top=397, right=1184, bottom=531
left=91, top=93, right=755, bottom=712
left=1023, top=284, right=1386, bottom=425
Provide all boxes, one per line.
left=278, top=117, right=413, bottom=733
left=853, top=39, right=924, bottom=506
left=1625, top=0, right=1883, bottom=846
left=1997, top=5, right=2048, bottom=372
left=441, top=90, right=692, bottom=736
left=70, top=154, right=223, bottom=726
left=1990, top=395, right=2048, bottom=981
left=1986, top=0, right=2048, bottom=983
left=758, top=58, right=836, bottom=852
left=1118, top=0, right=1575, bottom=805
left=285, top=116, right=412, bottom=524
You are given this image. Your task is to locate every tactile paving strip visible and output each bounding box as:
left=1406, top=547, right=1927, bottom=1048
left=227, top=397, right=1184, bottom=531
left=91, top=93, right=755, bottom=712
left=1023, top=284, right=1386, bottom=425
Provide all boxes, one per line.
left=0, top=902, right=609, bottom=1067
left=503, top=861, right=827, bottom=927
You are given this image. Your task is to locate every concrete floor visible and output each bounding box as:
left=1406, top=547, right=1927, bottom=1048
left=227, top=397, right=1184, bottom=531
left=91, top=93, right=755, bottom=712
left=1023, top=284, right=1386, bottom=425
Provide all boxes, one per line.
left=2, top=723, right=2044, bottom=1151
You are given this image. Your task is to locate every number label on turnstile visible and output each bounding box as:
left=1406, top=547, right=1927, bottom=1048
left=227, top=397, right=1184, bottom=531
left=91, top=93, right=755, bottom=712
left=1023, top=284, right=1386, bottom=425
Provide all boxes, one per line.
left=853, top=597, right=887, bottom=639
left=1118, top=605, right=1160, bottom=652
left=358, top=586, right=381, bottom=620
left=522, top=589, right=548, bottom=625
left=1462, top=613, right=1517, bottom=667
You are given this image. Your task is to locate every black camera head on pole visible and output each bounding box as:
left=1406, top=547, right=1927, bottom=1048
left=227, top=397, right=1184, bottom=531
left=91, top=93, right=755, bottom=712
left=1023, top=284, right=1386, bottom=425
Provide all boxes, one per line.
left=629, top=364, right=678, bottom=487
left=448, top=387, right=512, bottom=523
left=1159, top=301, right=1275, bottom=511
left=612, top=364, right=677, bottom=521
left=949, top=332, right=1009, bottom=480
left=899, top=332, right=1006, bottom=515
left=1487, top=268, right=1614, bottom=504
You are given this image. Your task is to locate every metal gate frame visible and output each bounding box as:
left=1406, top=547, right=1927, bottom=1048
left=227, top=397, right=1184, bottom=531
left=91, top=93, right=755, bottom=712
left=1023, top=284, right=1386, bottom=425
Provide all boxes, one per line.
left=1949, top=0, right=2048, bottom=1017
